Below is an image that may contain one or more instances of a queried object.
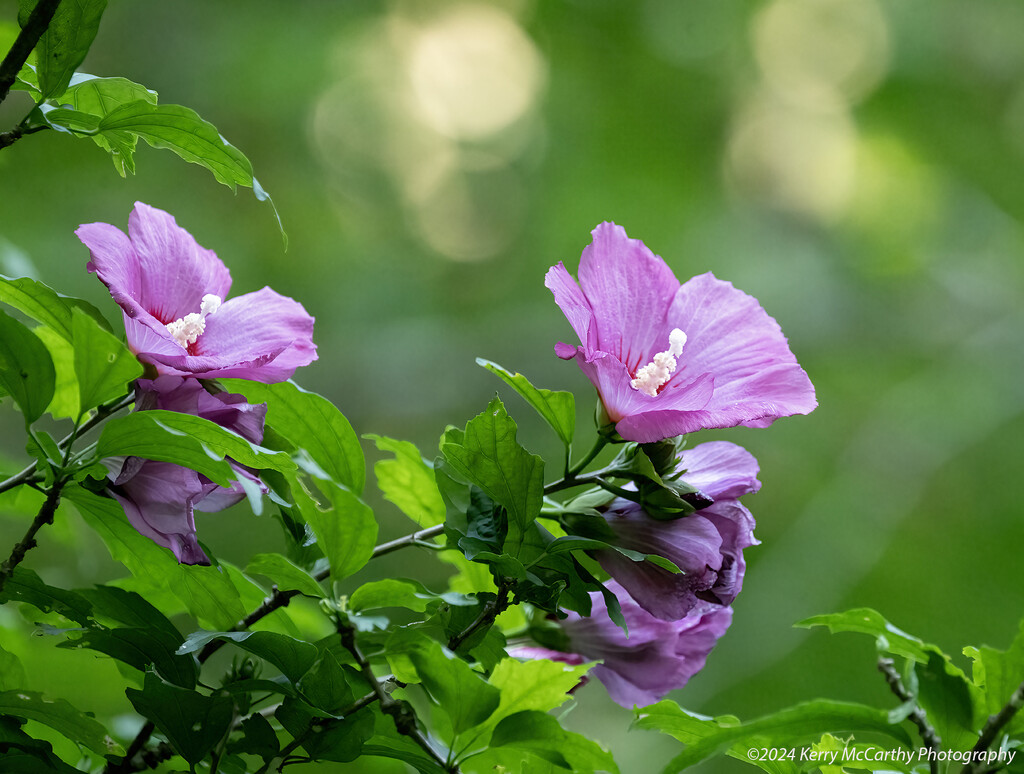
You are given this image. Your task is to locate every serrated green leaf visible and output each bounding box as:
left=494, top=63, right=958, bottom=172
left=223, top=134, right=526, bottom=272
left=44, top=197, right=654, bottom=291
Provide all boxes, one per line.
left=98, top=408, right=294, bottom=486
left=795, top=608, right=932, bottom=662
left=0, top=274, right=111, bottom=342
left=245, top=552, right=324, bottom=598
left=485, top=657, right=591, bottom=729
left=291, top=476, right=377, bottom=583
left=221, top=379, right=364, bottom=493
left=76, top=585, right=181, bottom=642
left=440, top=396, right=544, bottom=558
left=25, top=0, right=108, bottom=99
left=125, top=672, right=232, bottom=765
left=635, top=699, right=913, bottom=774
left=477, top=359, right=575, bottom=447
left=406, top=637, right=500, bottom=735
left=0, top=690, right=121, bottom=756
left=178, top=630, right=318, bottom=684
left=93, top=102, right=282, bottom=236
left=489, top=710, right=619, bottom=773
left=0, top=309, right=55, bottom=424
left=365, top=434, right=445, bottom=527
left=70, top=309, right=141, bottom=414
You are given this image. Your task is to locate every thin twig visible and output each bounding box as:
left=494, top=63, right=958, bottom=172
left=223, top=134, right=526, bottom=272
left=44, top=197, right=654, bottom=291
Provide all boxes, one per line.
left=0, top=479, right=64, bottom=594
left=962, top=678, right=1024, bottom=774
left=0, top=393, right=135, bottom=496
left=877, top=657, right=941, bottom=774
left=0, top=0, right=61, bottom=106
left=447, top=578, right=512, bottom=652
left=339, top=618, right=455, bottom=772
left=113, top=523, right=449, bottom=772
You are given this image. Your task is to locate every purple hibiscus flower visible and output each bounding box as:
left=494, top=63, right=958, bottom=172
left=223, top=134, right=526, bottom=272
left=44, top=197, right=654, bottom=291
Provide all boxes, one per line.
left=596, top=441, right=760, bottom=621
left=77, top=202, right=317, bottom=382
left=104, top=376, right=268, bottom=564
left=512, top=581, right=733, bottom=708
left=545, top=222, right=816, bottom=442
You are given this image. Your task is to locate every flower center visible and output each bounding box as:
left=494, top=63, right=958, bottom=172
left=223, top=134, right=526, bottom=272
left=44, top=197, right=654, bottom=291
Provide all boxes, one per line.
left=165, top=294, right=222, bottom=349
left=631, top=328, right=687, bottom=397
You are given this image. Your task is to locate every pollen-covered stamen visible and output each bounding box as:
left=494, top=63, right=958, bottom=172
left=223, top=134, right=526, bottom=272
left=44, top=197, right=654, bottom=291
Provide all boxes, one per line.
left=631, top=328, right=687, bottom=397
left=166, top=294, right=223, bottom=349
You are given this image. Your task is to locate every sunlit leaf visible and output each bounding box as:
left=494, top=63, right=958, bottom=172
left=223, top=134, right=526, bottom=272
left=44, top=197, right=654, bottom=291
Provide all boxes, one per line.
left=365, top=434, right=445, bottom=527
left=221, top=379, right=364, bottom=493
left=477, top=359, right=575, bottom=447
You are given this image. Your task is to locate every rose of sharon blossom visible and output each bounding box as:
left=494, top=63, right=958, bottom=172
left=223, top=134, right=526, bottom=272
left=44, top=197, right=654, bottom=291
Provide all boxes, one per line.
left=104, top=377, right=268, bottom=564
left=77, top=202, right=316, bottom=382
left=545, top=222, right=816, bottom=442
left=597, top=441, right=760, bottom=621
left=512, top=582, right=732, bottom=708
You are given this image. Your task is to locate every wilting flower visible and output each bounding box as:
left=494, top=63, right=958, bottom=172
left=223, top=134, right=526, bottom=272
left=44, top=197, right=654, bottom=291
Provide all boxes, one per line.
left=77, top=202, right=316, bottom=382
left=512, top=582, right=733, bottom=708
left=104, top=377, right=268, bottom=564
left=545, top=222, right=816, bottom=442
left=596, top=441, right=760, bottom=621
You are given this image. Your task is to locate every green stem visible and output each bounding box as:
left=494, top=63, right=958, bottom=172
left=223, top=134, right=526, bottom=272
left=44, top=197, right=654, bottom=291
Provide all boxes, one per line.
left=567, top=436, right=608, bottom=478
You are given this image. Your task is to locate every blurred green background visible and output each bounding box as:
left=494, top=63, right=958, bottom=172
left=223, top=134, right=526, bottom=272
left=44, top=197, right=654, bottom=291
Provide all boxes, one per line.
left=2, top=0, right=1024, bottom=771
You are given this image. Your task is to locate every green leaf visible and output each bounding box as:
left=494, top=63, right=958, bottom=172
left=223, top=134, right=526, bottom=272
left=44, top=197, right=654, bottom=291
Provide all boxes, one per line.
left=24, top=0, right=108, bottom=99
left=0, top=690, right=121, bottom=756
left=34, top=326, right=78, bottom=419
left=245, top=552, right=324, bottom=598
left=365, top=434, right=445, bottom=527
left=0, top=274, right=111, bottom=342
left=406, top=637, right=500, bottom=734
left=230, top=713, right=279, bottom=762
left=175, top=565, right=247, bottom=631
left=0, top=309, right=55, bottom=423
left=635, top=699, right=914, bottom=774
left=795, top=608, right=932, bottom=662
left=485, top=657, right=591, bottom=729
left=221, top=379, right=365, bottom=493
left=349, top=579, right=430, bottom=614
left=0, top=644, right=27, bottom=690
left=489, top=710, right=619, bottom=773
left=125, top=672, right=233, bottom=765
left=70, top=309, right=141, bottom=414
left=477, top=359, right=575, bottom=447
left=440, top=396, right=544, bottom=558
left=275, top=696, right=374, bottom=762
left=299, top=650, right=356, bottom=714
left=966, top=618, right=1024, bottom=737
left=76, top=585, right=182, bottom=642
left=0, top=567, right=93, bottom=626
left=291, top=476, right=377, bottom=583
left=178, top=631, right=318, bottom=684
left=98, top=408, right=294, bottom=486
left=64, top=486, right=247, bottom=628
left=95, top=102, right=281, bottom=230
left=914, top=650, right=979, bottom=751
left=60, top=627, right=198, bottom=689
